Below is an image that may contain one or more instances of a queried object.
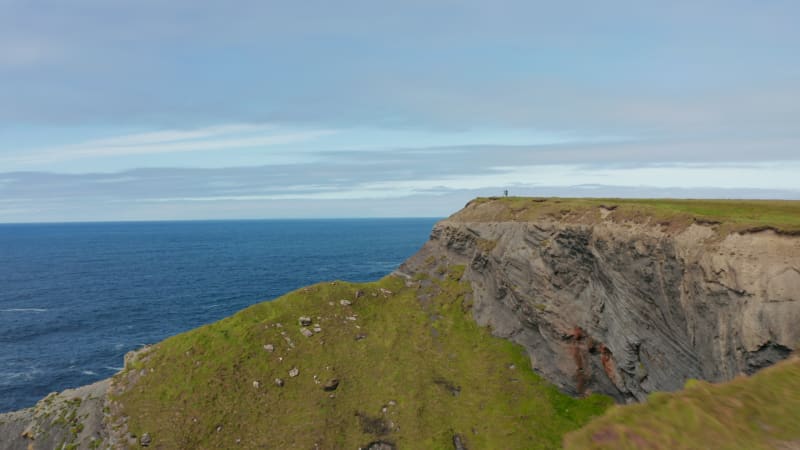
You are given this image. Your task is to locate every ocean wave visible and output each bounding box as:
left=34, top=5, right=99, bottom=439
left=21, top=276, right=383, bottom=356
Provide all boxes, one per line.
left=0, top=368, right=42, bottom=382
left=104, top=366, right=124, bottom=372
left=0, top=308, right=48, bottom=313
left=81, top=370, right=97, bottom=376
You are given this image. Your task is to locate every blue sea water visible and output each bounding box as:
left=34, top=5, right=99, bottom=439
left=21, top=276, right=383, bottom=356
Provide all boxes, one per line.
left=0, top=218, right=437, bottom=413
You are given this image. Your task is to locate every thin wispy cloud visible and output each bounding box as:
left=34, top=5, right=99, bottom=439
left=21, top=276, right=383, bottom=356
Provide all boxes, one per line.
left=0, top=125, right=336, bottom=166
left=85, top=124, right=275, bottom=147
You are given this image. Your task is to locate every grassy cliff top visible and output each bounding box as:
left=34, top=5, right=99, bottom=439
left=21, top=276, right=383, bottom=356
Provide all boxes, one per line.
left=111, top=269, right=611, bottom=449
left=450, top=197, right=800, bottom=234
left=564, top=356, right=800, bottom=449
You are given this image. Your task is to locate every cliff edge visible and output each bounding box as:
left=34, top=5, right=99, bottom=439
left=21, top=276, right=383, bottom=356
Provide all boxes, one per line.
left=399, top=197, right=800, bottom=402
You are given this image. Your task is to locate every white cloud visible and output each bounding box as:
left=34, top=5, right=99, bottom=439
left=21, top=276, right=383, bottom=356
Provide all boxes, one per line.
left=124, top=161, right=800, bottom=204
left=83, top=123, right=275, bottom=147
left=0, top=124, right=336, bottom=166
left=356, top=161, right=800, bottom=193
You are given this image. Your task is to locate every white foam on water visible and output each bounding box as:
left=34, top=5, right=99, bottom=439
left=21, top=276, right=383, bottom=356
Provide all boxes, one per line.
left=81, top=370, right=97, bottom=376
left=0, top=308, right=48, bottom=312
left=0, top=368, right=43, bottom=383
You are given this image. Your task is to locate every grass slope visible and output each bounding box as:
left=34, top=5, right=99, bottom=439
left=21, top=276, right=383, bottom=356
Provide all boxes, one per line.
left=564, top=356, right=800, bottom=450
left=453, top=197, right=800, bottom=234
left=113, top=268, right=611, bottom=449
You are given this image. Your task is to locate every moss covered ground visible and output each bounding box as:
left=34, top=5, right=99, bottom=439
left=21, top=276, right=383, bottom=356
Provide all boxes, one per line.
left=564, top=356, right=800, bottom=449
left=112, top=267, right=611, bottom=449
left=455, top=197, right=800, bottom=234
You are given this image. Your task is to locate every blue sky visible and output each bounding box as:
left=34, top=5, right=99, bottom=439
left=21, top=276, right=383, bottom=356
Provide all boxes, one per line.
left=1, top=1, right=799, bottom=222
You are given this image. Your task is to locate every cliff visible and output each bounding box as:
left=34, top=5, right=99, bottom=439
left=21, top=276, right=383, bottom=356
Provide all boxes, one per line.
left=399, top=198, right=800, bottom=401
left=2, top=197, right=798, bottom=449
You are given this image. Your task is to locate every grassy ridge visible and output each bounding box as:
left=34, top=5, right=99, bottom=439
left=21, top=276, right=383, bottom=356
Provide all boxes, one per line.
left=453, top=197, right=800, bottom=233
left=564, top=356, right=800, bottom=449
left=113, top=269, right=611, bottom=449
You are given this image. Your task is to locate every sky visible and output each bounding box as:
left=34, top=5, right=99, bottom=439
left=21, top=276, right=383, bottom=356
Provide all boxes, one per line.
left=1, top=1, right=799, bottom=222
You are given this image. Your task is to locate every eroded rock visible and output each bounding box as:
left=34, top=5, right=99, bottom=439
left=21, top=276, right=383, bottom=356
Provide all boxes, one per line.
left=399, top=204, right=800, bottom=401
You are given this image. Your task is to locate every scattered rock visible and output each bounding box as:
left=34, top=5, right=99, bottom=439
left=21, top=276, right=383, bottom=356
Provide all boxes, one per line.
left=356, top=412, right=390, bottom=435
left=313, top=326, right=322, bottom=333
left=300, top=327, right=314, bottom=337
left=355, top=333, right=368, bottom=341
left=252, top=381, right=260, bottom=389
left=299, top=316, right=312, bottom=326
left=274, top=378, right=284, bottom=387
left=346, top=316, right=358, bottom=321
left=379, top=288, right=393, bottom=296
left=140, top=432, right=152, bottom=447
left=354, top=290, right=364, bottom=298
left=362, top=440, right=396, bottom=450
left=340, top=299, right=352, bottom=306
left=289, top=367, right=299, bottom=378
left=216, top=425, right=223, bottom=432
left=323, top=379, right=340, bottom=391
left=434, top=377, right=461, bottom=396
left=263, top=344, right=274, bottom=352
left=387, top=400, right=397, bottom=406
left=508, top=363, right=516, bottom=370
left=453, top=433, right=468, bottom=450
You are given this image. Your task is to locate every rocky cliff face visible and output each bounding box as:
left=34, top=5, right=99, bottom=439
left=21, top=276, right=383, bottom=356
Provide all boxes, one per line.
left=399, top=199, right=800, bottom=402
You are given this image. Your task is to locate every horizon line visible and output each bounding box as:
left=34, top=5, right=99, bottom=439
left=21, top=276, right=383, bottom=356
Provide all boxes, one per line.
left=0, top=216, right=446, bottom=226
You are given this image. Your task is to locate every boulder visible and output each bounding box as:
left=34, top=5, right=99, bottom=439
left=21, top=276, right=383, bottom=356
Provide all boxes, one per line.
left=363, top=441, right=395, bottom=450
left=453, top=433, right=467, bottom=450
left=323, top=379, right=340, bottom=391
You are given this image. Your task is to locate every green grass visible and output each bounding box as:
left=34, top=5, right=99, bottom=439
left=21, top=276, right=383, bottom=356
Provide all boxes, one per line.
left=454, top=197, right=800, bottom=234
left=112, top=269, right=611, bottom=449
left=564, top=357, right=800, bottom=450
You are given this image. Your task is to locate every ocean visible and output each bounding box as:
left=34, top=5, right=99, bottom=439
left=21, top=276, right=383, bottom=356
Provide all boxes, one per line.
left=0, top=218, right=437, bottom=413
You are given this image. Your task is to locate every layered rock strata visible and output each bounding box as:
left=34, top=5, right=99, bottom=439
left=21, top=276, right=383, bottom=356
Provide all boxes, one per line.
left=399, top=200, right=800, bottom=401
